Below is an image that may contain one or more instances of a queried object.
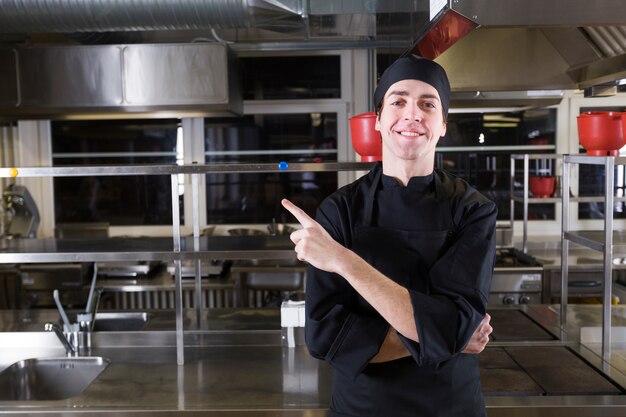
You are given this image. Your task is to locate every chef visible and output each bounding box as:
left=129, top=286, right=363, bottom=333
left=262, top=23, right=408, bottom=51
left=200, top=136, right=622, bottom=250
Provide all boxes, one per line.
left=282, top=56, right=496, bottom=417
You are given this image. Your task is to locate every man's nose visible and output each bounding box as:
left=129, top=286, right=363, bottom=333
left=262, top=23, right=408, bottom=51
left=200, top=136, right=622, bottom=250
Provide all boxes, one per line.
left=403, top=103, right=423, bottom=121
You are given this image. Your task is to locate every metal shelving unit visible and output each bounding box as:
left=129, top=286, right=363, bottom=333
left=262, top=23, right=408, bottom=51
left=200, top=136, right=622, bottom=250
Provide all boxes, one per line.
left=510, top=154, right=626, bottom=253
left=0, top=161, right=375, bottom=364
left=510, top=154, right=561, bottom=252
left=561, top=155, right=626, bottom=361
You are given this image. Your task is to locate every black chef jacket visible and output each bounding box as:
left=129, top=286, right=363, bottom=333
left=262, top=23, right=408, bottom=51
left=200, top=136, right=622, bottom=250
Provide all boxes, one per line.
left=305, top=163, right=497, bottom=417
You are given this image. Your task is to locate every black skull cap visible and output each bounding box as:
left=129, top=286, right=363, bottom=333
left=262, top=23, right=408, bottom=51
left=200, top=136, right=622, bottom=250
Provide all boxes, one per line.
left=373, top=56, right=451, bottom=118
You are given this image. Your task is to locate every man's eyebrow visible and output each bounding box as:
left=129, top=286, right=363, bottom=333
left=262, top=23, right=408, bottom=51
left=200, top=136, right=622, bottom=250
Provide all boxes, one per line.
left=386, top=90, right=440, bottom=101
left=387, top=89, right=409, bottom=97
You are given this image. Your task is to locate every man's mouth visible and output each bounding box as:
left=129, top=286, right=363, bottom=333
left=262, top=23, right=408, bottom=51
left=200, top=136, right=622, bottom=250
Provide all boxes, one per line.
left=397, top=130, right=423, bottom=137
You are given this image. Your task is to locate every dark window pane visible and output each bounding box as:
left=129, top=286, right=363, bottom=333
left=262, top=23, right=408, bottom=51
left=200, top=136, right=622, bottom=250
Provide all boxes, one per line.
left=204, top=113, right=338, bottom=223
left=578, top=165, right=626, bottom=220
left=51, top=119, right=182, bottom=226
left=437, top=109, right=557, bottom=221
left=241, top=56, right=341, bottom=100
left=441, top=109, right=556, bottom=147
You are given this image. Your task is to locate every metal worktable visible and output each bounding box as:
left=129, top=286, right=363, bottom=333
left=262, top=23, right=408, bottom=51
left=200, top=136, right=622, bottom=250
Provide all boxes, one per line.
left=0, top=235, right=298, bottom=263
left=2, top=305, right=626, bottom=416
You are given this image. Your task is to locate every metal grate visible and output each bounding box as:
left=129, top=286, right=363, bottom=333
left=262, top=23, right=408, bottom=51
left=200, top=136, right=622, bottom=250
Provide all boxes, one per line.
left=100, top=287, right=236, bottom=310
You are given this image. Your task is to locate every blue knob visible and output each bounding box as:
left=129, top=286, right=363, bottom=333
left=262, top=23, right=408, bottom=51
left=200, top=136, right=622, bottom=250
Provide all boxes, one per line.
left=278, top=161, right=289, bottom=171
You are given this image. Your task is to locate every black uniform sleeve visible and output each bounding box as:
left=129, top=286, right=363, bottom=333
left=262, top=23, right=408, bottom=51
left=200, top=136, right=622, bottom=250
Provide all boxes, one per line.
left=304, top=200, right=389, bottom=381
left=399, top=186, right=497, bottom=365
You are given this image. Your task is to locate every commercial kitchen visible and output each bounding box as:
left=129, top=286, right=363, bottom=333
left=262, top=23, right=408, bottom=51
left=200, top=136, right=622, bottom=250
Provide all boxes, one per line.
left=1, top=0, right=626, bottom=415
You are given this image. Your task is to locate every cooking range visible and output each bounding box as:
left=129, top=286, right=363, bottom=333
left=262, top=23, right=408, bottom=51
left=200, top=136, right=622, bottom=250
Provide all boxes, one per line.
left=490, top=248, right=543, bottom=305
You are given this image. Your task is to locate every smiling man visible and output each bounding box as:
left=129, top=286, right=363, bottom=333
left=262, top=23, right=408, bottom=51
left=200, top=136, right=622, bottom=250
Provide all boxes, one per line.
left=282, top=56, right=497, bottom=417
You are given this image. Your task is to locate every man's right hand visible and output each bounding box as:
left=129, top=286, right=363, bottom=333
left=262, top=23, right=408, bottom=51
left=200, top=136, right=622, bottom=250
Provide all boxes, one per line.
left=462, top=313, right=492, bottom=354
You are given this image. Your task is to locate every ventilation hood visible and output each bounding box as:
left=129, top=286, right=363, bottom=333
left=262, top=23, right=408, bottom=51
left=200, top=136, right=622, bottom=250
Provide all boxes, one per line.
left=433, top=0, right=626, bottom=97
left=0, top=0, right=625, bottom=118
left=0, top=43, right=242, bottom=119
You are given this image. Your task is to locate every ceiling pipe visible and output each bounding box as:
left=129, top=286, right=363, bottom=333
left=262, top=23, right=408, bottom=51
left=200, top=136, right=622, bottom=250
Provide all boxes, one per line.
left=0, top=0, right=253, bottom=33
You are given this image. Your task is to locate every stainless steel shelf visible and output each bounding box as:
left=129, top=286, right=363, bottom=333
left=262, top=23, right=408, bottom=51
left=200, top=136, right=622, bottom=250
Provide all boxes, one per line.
left=0, top=161, right=376, bottom=178
left=0, top=236, right=297, bottom=264
left=561, top=155, right=625, bottom=361
left=0, top=160, right=371, bottom=366
left=512, top=195, right=561, bottom=203
left=563, top=231, right=605, bottom=252
left=510, top=153, right=562, bottom=252
left=512, top=194, right=626, bottom=204
left=564, top=155, right=626, bottom=165
left=563, top=231, right=626, bottom=253
left=511, top=153, right=561, bottom=160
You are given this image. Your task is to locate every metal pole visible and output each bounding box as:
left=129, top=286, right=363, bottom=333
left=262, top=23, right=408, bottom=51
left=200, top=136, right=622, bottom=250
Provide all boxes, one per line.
left=192, top=173, right=202, bottom=329
left=510, top=156, right=515, bottom=246
left=560, top=158, right=570, bottom=329
left=171, top=174, right=184, bottom=365
left=523, top=155, right=529, bottom=253
left=603, top=156, right=615, bottom=361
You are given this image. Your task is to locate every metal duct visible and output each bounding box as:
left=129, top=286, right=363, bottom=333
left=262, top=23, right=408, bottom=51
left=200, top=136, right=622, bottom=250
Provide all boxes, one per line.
left=0, top=0, right=251, bottom=33
left=583, top=26, right=626, bottom=58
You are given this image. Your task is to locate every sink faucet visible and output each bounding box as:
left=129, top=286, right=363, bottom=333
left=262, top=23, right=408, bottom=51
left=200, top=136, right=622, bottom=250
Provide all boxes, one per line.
left=50, top=263, right=102, bottom=355
left=44, top=322, right=77, bottom=356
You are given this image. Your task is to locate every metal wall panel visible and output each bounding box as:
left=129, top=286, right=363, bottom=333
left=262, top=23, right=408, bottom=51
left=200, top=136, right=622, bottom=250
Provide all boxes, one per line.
left=123, top=44, right=229, bottom=105
left=0, top=43, right=241, bottom=118
left=19, top=46, right=123, bottom=106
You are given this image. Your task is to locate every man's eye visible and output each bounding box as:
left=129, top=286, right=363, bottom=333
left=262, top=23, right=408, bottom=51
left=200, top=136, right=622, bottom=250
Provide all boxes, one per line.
left=422, top=102, right=436, bottom=109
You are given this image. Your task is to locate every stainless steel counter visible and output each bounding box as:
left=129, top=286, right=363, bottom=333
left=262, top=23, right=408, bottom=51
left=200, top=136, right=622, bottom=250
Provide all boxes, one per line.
left=0, top=235, right=299, bottom=263
left=1, top=306, right=626, bottom=416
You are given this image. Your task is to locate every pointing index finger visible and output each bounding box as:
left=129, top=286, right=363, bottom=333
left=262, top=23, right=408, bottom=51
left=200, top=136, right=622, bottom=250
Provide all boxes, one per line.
left=281, top=199, right=316, bottom=227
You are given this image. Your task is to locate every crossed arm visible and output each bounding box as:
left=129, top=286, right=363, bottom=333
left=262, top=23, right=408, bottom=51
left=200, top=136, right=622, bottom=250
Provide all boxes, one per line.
left=281, top=198, right=493, bottom=360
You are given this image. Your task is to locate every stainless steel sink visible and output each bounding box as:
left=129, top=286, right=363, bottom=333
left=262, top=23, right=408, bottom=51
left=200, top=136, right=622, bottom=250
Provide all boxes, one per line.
left=93, top=312, right=149, bottom=331
left=0, top=356, right=110, bottom=401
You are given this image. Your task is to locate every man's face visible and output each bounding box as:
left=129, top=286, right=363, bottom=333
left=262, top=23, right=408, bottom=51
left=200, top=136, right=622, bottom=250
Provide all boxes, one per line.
left=375, top=79, right=447, bottom=163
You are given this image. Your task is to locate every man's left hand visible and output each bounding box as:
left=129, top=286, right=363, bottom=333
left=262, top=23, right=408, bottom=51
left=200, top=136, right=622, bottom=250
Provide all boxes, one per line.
left=462, top=313, right=492, bottom=354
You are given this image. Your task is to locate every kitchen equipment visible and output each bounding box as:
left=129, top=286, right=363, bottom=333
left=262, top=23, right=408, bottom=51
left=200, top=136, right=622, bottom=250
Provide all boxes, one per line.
left=227, top=228, right=266, bottom=236
left=267, top=222, right=298, bottom=236
left=349, top=112, right=382, bottom=162
left=529, top=175, right=555, bottom=198
left=235, top=259, right=306, bottom=308
left=576, top=111, right=624, bottom=156
left=544, top=265, right=626, bottom=303
left=97, top=261, right=161, bottom=278
left=479, top=346, right=621, bottom=396
left=490, top=248, right=543, bottom=305
left=19, top=263, right=89, bottom=308
left=55, top=223, right=109, bottom=239
left=2, top=184, right=40, bottom=238
left=167, top=259, right=229, bottom=279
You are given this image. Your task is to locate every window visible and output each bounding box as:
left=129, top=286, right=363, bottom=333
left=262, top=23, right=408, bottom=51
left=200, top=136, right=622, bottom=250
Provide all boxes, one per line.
left=43, top=52, right=353, bottom=232
left=436, top=109, right=557, bottom=221
left=240, top=56, right=341, bottom=100
left=204, top=113, right=338, bottom=223
left=51, top=119, right=182, bottom=225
